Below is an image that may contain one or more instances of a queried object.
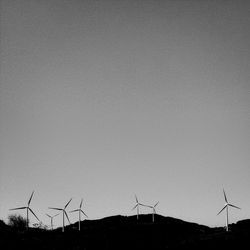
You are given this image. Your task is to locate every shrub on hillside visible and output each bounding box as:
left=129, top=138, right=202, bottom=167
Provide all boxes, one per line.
left=33, top=221, right=48, bottom=230
left=8, top=214, right=27, bottom=229
left=0, top=219, right=6, bottom=229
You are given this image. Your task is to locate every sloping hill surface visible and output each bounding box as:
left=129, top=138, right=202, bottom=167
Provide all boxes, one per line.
left=1, top=216, right=250, bottom=250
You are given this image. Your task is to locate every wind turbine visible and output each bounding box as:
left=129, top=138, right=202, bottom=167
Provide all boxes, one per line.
left=70, top=198, right=88, bottom=231
left=146, top=201, right=159, bottom=223
left=132, top=195, right=146, bottom=220
left=49, top=198, right=72, bottom=232
left=9, top=191, right=40, bottom=229
left=46, top=213, right=59, bottom=230
left=217, top=189, right=241, bottom=231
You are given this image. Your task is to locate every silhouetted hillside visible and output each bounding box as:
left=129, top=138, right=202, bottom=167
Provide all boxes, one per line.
left=1, top=215, right=250, bottom=250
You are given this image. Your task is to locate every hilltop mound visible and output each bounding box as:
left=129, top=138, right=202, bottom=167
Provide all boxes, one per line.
left=2, top=215, right=250, bottom=250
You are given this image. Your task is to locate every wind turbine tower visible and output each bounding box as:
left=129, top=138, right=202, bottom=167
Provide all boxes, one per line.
left=46, top=213, right=59, bottom=230
left=132, top=195, right=146, bottom=220
left=9, top=191, right=40, bottom=229
left=146, top=201, right=159, bottom=223
left=217, top=189, right=241, bottom=231
left=49, top=198, right=72, bottom=232
left=70, top=199, right=88, bottom=231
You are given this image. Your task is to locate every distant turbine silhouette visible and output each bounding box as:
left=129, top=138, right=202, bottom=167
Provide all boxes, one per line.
left=146, top=201, right=159, bottom=223
left=132, top=195, right=146, bottom=220
left=217, top=189, right=241, bottom=231
left=9, top=191, right=40, bottom=229
left=46, top=213, right=59, bottom=230
left=70, top=199, right=88, bottom=231
left=49, top=198, right=72, bottom=232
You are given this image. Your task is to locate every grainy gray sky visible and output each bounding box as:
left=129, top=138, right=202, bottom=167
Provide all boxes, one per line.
left=1, top=0, right=250, bottom=228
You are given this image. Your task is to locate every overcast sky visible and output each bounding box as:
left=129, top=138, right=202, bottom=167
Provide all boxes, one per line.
left=1, top=0, right=250, bottom=228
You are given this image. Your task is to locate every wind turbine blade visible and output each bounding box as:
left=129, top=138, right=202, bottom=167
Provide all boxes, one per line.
left=48, top=207, right=63, bottom=211
left=135, top=195, right=138, bottom=203
left=223, top=189, right=228, bottom=203
left=154, top=201, right=159, bottom=207
left=139, top=203, right=148, bottom=207
left=64, top=211, right=71, bottom=224
left=132, top=204, right=138, bottom=210
left=69, top=209, right=79, bottom=213
left=81, top=210, right=88, bottom=217
left=80, top=199, right=83, bottom=208
left=53, top=213, right=59, bottom=217
left=228, top=204, right=241, bottom=210
left=28, top=191, right=34, bottom=206
left=29, top=208, right=40, bottom=221
left=143, top=203, right=153, bottom=208
left=217, top=205, right=227, bottom=215
left=46, top=214, right=52, bottom=218
left=65, top=198, right=72, bottom=209
left=9, top=207, right=27, bottom=210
